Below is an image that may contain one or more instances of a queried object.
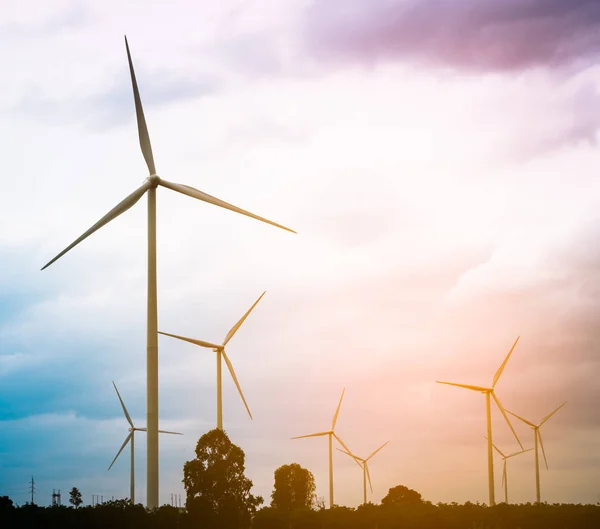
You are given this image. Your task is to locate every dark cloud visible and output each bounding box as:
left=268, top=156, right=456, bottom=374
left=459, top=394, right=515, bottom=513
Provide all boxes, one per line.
left=12, top=68, right=221, bottom=131
left=302, top=0, right=600, bottom=72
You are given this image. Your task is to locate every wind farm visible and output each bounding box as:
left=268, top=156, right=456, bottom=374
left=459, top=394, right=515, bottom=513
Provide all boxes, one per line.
left=2, top=3, right=598, bottom=528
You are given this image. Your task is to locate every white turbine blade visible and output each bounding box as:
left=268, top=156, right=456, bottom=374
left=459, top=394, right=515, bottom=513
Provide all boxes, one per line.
left=331, top=388, right=345, bottom=430
left=365, top=440, right=390, bottom=461
left=41, top=181, right=152, bottom=270
left=332, top=432, right=352, bottom=455
left=505, top=409, right=536, bottom=428
left=112, top=381, right=134, bottom=428
left=492, top=393, right=523, bottom=449
left=365, top=462, right=373, bottom=494
left=158, top=331, right=221, bottom=350
left=492, top=336, right=520, bottom=388
left=158, top=179, right=296, bottom=234
left=501, top=460, right=506, bottom=487
left=222, top=291, right=266, bottom=347
left=135, top=427, right=147, bottom=432
left=221, top=350, right=252, bottom=420
left=538, top=429, right=549, bottom=470
left=436, top=381, right=491, bottom=392
left=158, top=430, right=183, bottom=435
left=539, top=402, right=567, bottom=426
left=124, top=36, right=156, bottom=175
left=107, top=431, right=133, bottom=471
left=291, top=431, right=331, bottom=440
left=336, top=447, right=363, bottom=469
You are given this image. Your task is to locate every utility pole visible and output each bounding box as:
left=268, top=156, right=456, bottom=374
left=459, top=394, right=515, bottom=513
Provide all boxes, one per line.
left=29, top=476, right=35, bottom=505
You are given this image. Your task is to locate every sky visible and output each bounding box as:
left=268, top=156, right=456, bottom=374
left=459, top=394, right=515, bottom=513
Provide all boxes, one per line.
left=1, top=0, right=600, bottom=508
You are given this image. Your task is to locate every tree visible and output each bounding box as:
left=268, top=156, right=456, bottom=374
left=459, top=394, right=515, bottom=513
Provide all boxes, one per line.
left=381, top=485, right=423, bottom=506
left=69, top=487, right=82, bottom=509
left=183, top=428, right=263, bottom=529
left=271, top=463, right=316, bottom=512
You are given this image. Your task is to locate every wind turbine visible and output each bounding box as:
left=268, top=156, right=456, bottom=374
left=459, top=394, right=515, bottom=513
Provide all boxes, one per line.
left=506, top=402, right=566, bottom=504
left=437, top=336, right=523, bottom=506
left=337, top=440, right=389, bottom=505
left=109, top=382, right=182, bottom=504
left=292, top=388, right=351, bottom=508
left=485, top=437, right=532, bottom=504
left=158, top=291, right=266, bottom=429
left=41, top=37, right=295, bottom=508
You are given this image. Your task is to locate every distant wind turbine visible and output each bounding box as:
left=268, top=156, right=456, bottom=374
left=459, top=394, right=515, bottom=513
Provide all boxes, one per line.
left=158, top=291, right=266, bottom=429
left=109, top=382, right=182, bottom=504
left=41, top=37, right=295, bottom=508
left=437, top=336, right=523, bottom=506
left=337, top=440, right=389, bottom=505
left=292, top=388, right=351, bottom=508
left=506, top=402, right=566, bottom=504
left=485, top=437, right=532, bottom=504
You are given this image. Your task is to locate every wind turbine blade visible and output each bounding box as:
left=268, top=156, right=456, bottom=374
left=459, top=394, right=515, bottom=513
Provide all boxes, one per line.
left=485, top=437, right=506, bottom=459
left=366, top=441, right=390, bottom=461
left=539, top=402, right=567, bottom=426
left=158, top=179, right=296, bottom=234
left=291, top=431, right=331, bottom=440
left=332, top=432, right=352, bottom=455
left=331, top=388, right=345, bottom=429
left=506, top=448, right=533, bottom=458
left=505, top=409, right=537, bottom=428
left=492, top=393, right=523, bottom=449
left=158, top=430, right=183, bottom=435
left=41, top=181, right=152, bottom=270
left=222, top=291, right=266, bottom=347
left=436, top=381, right=491, bottom=392
left=492, top=336, right=520, bottom=388
left=112, top=381, right=134, bottom=428
left=158, top=331, right=221, bottom=350
left=336, top=448, right=363, bottom=469
left=107, top=431, right=133, bottom=471
left=538, top=429, right=549, bottom=470
left=365, top=462, right=373, bottom=494
left=501, top=460, right=506, bottom=487
left=221, top=350, right=252, bottom=420
left=124, top=36, right=156, bottom=175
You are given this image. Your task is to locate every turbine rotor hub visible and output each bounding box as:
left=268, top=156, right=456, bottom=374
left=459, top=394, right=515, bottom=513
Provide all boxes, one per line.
left=147, top=174, right=161, bottom=187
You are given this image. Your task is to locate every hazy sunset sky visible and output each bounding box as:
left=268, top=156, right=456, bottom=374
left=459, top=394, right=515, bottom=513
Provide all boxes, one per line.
left=1, top=0, right=600, bottom=507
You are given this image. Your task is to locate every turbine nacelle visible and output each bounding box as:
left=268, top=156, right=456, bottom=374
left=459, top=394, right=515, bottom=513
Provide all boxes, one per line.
left=147, top=174, right=161, bottom=187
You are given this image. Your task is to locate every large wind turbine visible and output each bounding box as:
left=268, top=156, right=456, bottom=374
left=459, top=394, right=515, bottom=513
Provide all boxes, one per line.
left=506, top=402, right=566, bottom=504
left=109, top=382, right=182, bottom=504
left=337, top=441, right=389, bottom=505
left=158, top=291, right=266, bottom=429
left=41, top=37, right=295, bottom=508
left=292, top=388, right=351, bottom=508
left=486, top=438, right=532, bottom=504
left=437, top=336, right=523, bottom=506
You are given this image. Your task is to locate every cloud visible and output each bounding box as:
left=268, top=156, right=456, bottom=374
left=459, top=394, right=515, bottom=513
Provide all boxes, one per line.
left=302, top=0, right=600, bottom=73
left=12, top=69, right=221, bottom=131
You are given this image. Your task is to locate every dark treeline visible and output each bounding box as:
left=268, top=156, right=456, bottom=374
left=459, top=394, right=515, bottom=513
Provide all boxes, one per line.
left=2, top=429, right=598, bottom=529
left=2, top=498, right=600, bottom=529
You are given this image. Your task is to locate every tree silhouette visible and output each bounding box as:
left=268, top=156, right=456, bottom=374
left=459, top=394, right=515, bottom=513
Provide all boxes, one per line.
left=183, top=428, right=263, bottom=529
left=271, top=463, right=316, bottom=512
left=381, top=485, right=423, bottom=506
left=69, top=487, right=82, bottom=509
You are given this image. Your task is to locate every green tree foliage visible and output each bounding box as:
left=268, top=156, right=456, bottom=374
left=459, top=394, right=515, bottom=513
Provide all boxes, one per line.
left=381, top=484, right=423, bottom=506
left=69, top=487, right=83, bottom=508
left=183, top=428, right=263, bottom=529
left=271, top=463, right=316, bottom=512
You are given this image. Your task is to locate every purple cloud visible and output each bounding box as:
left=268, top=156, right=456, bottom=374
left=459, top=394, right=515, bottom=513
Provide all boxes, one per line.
left=302, top=0, right=600, bottom=72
